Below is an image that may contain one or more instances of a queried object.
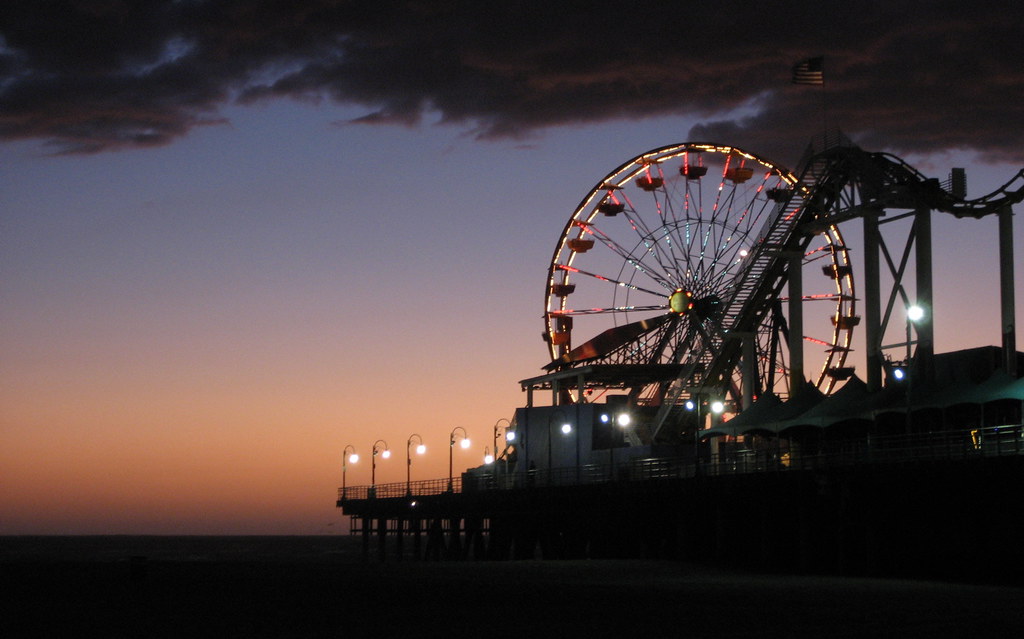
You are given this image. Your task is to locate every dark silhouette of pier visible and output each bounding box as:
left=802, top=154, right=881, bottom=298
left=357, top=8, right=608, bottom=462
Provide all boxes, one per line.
left=339, top=425, right=1024, bottom=583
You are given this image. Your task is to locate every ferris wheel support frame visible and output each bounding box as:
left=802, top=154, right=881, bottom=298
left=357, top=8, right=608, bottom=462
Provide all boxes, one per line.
left=528, top=135, right=1024, bottom=449
left=799, top=138, right=1024, bottom=391
left=787, top=250, right=805, bottom=396
left=862, top=207, right=936, bottom=391
left=999, top=207, right=1017, bottom=378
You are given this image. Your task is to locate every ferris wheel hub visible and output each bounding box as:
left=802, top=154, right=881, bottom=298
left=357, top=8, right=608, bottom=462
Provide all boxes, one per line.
left=669, top=289, right=695, bottom=315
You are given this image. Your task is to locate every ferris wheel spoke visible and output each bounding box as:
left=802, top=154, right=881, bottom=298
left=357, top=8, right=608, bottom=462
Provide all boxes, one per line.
left=702, top=262, right=740, bottom=293
left=556, top=263, right=667, bottom=297
left=709, top=158, right=731, bottom=222
left=778, top=293, right=854, bottom=302
left=616, top=191, right=681, bottom=281
left=549, top=304, right=668, bottom=316
left=581, top=224, right=676, bottom=291
left=699, top=191, right=739, bottom=269
left=679, top=209, right=710, bottom=278
left=653, top=187, right=696, bottom=282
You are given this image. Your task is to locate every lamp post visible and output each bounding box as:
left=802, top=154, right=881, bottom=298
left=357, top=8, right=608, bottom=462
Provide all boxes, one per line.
left=687, top=396, right=724, bottom=472
left=342, top=444, right=359, bottom=499
left=371, top=439, right=390, bottom=491
left=448, top=426, right=470, bottom=492
left=597, top=407, right=631, bottom=478
left=709, top=400, right=725, bottom=468
left=561, top=419, right=580, bottom=484
left=546, top=409, right=570, bottom=484
left=492, top=418, right=511, bottom=467
left=905, top=304, right=925, bottom=431
left=685, top=398, right=701, bottom=473
left=406, top=434, right=425, bottom=496
left=493, top=419, right=515, bottom=486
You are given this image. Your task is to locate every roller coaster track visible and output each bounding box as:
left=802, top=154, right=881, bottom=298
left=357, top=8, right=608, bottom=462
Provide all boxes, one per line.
left=650, top=140, right=1024, bottom=440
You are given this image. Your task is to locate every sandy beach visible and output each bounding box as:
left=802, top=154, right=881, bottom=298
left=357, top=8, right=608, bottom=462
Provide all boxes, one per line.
left=3, top=536, right=1023, bottom=638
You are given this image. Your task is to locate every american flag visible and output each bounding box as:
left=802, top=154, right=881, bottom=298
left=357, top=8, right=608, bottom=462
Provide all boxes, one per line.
left=792, top=57, right=824, bottom=85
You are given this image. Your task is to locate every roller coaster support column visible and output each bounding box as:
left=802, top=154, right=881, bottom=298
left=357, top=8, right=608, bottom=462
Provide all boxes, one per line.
left=999, top=205, right=1017, bottom=377
left=741, top=333, right=755, bottom=409
left=915, top=207, right=935, bottom=384
left=864, top=210, right=883, bottom=391
left=787, top=250, right=805, bottom=395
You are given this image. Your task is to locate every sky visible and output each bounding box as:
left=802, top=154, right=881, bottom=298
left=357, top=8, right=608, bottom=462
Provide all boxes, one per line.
left=2, top=1, right=1023, bottom=535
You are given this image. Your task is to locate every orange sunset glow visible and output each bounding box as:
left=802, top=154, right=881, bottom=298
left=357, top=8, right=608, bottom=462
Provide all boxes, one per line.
left=3, top=1, right=1023, bottom=536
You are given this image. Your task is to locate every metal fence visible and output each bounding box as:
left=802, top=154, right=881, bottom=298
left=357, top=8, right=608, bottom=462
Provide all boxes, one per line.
left=337, top=424, right=1024, bottom=502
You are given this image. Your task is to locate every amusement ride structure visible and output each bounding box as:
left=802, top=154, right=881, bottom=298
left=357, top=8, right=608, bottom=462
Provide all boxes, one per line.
left=339, top=132, right=1024, bottom=572
left=520, top=132, right=1023, bottom=453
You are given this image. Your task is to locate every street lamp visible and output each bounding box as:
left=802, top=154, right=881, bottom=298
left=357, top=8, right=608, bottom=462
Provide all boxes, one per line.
left=560, top=419, right=581, bottom=484
left=685, top=398, right=702, bottom=471
left=371, top=439, right=390, bottom=490
left=905, top=304, right=925, bottom=430
left=492, top=418, right=511, bottom=467
left=598, top=408, right=631, bottom=477
left=484, top=447, right=494, bottom=465
left=492, top=420, right=515, bottom=484
left=546, top=409, right=571, bottom=483
left=686, top=396, right=725, bottom=470
left=342, top=444, right=358, bottom=499
left=448, top=427, right=470, bottom=491
left=906, top=304, right=925, bottom=361
left=710, top=400, right=725, bottom=467
left=406, top=434, right=425, bottom=496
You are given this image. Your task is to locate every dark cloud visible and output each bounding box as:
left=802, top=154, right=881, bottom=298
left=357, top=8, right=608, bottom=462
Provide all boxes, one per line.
left=2, top=0, right=1022, bottom=162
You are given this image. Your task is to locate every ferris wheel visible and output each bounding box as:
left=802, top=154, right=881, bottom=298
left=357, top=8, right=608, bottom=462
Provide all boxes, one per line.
left=543, top=143, right=856, bottom=406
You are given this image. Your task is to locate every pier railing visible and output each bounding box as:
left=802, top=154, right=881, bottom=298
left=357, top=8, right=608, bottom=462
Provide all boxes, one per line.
left=337, top=424, right=1023, bottom=502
